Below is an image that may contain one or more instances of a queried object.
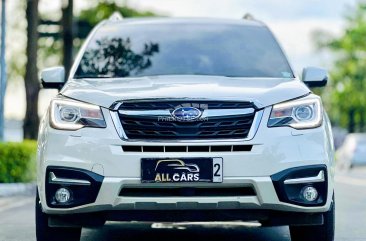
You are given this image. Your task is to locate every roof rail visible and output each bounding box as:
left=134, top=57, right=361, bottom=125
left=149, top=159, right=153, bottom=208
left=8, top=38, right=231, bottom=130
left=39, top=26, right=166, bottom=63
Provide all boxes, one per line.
left=242, top=13, right=255, bottom=21
left=109, top=12, right=124, bottom=21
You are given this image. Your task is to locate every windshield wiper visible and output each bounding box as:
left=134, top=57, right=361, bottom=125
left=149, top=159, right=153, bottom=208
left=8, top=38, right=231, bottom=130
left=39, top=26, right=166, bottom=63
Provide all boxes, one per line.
left=73, top=74, right=113, bottom=79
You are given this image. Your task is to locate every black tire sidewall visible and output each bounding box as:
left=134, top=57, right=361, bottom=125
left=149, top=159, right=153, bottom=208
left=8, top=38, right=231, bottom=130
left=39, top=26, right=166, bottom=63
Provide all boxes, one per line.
left=290, top=196, right=335, bottom=241
left=35, top=190, right=82, bottom=241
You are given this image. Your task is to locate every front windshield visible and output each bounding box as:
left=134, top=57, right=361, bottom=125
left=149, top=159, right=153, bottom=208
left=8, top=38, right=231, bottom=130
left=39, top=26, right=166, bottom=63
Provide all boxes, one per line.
left=74, top=22, right=294, bottom=79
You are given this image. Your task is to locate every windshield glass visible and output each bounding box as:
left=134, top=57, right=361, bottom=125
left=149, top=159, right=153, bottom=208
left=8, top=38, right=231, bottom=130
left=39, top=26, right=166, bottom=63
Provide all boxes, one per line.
left=74, top=22, right=294, bottom=79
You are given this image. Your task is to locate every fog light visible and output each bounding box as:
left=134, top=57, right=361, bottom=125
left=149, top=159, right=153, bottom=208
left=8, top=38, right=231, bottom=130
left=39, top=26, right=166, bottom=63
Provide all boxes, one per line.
left=55, top=188, right=71, bottom=203
left=301, top=186, right=318, bottom=202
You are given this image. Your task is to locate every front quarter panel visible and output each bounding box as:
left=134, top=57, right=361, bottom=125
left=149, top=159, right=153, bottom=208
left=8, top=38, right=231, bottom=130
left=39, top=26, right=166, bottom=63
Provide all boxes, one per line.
left=37, top=109, right=50, bottom=199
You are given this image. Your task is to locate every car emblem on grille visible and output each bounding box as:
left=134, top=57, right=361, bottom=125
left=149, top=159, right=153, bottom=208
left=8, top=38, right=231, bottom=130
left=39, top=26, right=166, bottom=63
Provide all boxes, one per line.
left=172, top=107, right=202, bottom=121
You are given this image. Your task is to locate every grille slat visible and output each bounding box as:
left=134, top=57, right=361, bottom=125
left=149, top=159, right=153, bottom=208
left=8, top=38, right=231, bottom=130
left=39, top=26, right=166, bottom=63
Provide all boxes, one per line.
left=118, top=100, right=256, bottom=140
left=122, top=145, right=253, bottom=153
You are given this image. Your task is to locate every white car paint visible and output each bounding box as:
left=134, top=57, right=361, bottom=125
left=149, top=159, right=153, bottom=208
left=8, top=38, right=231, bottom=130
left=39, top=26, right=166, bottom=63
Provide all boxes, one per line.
left=61, top=76, right=310, bottom=109
left=36, top=17, right=335, bottom=232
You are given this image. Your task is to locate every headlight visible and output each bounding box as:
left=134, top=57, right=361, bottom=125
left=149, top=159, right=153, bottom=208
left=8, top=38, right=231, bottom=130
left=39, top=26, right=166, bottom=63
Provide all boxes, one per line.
left=50, top=98, right=106, bottom=130
left=268, top=96, right=322, bottom=129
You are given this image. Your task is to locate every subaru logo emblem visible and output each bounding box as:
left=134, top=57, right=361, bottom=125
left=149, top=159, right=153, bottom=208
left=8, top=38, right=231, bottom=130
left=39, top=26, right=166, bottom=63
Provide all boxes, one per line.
left=172, top=107, right=202, bottom=121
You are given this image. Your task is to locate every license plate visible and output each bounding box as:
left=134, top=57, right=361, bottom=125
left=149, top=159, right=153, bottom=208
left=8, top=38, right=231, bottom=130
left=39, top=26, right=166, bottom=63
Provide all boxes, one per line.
left=141, top=158, right=223, bottom=183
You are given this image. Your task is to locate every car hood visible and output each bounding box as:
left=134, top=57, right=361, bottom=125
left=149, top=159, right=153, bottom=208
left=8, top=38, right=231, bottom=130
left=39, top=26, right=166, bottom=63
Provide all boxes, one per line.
left=61, top=75, right=310, bottom=109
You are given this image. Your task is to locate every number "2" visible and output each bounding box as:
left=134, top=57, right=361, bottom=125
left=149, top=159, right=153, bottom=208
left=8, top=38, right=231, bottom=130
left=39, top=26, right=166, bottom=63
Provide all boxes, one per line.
left=214, top=163, right=221, bottom=177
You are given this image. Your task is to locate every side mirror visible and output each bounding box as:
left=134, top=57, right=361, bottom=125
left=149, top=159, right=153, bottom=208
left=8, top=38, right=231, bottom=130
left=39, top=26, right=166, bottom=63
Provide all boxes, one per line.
left=302, top=67, right=328, bottom=88
left=41, top=66, right=65, bottom=89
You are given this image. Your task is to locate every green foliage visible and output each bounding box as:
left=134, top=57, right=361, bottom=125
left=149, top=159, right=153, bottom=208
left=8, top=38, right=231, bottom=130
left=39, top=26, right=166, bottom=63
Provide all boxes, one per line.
left=77, top=37, right=159, bottom=77
left=0, top=141, right=37, bottom=183
left=315, top=3, right=366, bottom=132
left=8, top=1, right=159, bottom=83
left=79, top=2, right=158, bottom=26
left=7, top=0, right=27, bottom=83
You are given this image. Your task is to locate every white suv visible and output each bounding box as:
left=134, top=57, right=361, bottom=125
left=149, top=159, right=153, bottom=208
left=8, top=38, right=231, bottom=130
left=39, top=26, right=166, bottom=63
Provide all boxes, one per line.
left=36, top=16, right=335, bottom=241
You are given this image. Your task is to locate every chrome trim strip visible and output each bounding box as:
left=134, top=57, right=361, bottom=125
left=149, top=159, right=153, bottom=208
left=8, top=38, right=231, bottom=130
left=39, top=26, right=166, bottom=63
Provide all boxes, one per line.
left=284, top=171, right=325, bottom=185
left=49, top=172, right=91, bottom=185
left=113, top=102, right=123, bottom=111
left=118, top=108, right=255, bottom=118
left=110, top=98, right=264, bottom=109
left=246, top=109, right=263, bottom=141
left=201, top=108, right=255, bottom=118
left=119, top=109, right=171, bottom=117
left=110, top=111, right=128, bottom=139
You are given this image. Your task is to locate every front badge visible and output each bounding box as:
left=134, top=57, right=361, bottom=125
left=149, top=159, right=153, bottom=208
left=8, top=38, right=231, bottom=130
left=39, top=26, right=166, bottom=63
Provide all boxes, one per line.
left=172, top=107, right=202, bottom=121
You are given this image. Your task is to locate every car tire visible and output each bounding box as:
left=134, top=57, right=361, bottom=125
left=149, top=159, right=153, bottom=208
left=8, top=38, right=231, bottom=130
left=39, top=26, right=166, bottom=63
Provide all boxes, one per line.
left=289, top=195, right=335, bottom=241
left=36, top=191, right=82, bottom=241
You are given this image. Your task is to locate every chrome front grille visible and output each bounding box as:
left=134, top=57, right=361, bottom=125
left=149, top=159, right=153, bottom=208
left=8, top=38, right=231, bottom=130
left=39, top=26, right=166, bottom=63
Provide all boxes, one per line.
left=113, top=100, right=259, bottom=140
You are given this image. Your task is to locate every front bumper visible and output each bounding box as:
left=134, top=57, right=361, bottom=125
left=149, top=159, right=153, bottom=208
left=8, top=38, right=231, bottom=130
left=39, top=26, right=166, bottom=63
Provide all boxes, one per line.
left=42, top=166, right=332, bottom=215
left=37, top=106, right=335, bottom=216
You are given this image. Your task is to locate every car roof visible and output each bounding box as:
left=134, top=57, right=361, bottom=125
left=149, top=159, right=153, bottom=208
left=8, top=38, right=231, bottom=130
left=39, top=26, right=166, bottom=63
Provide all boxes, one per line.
left=104, top=17, right=265, bottom=28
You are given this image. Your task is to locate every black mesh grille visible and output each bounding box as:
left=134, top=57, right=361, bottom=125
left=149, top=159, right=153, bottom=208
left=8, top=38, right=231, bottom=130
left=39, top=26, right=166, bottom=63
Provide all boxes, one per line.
left=118, top=101, right=256, bottom=140
left=119, top=187, right=256, bottom=197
